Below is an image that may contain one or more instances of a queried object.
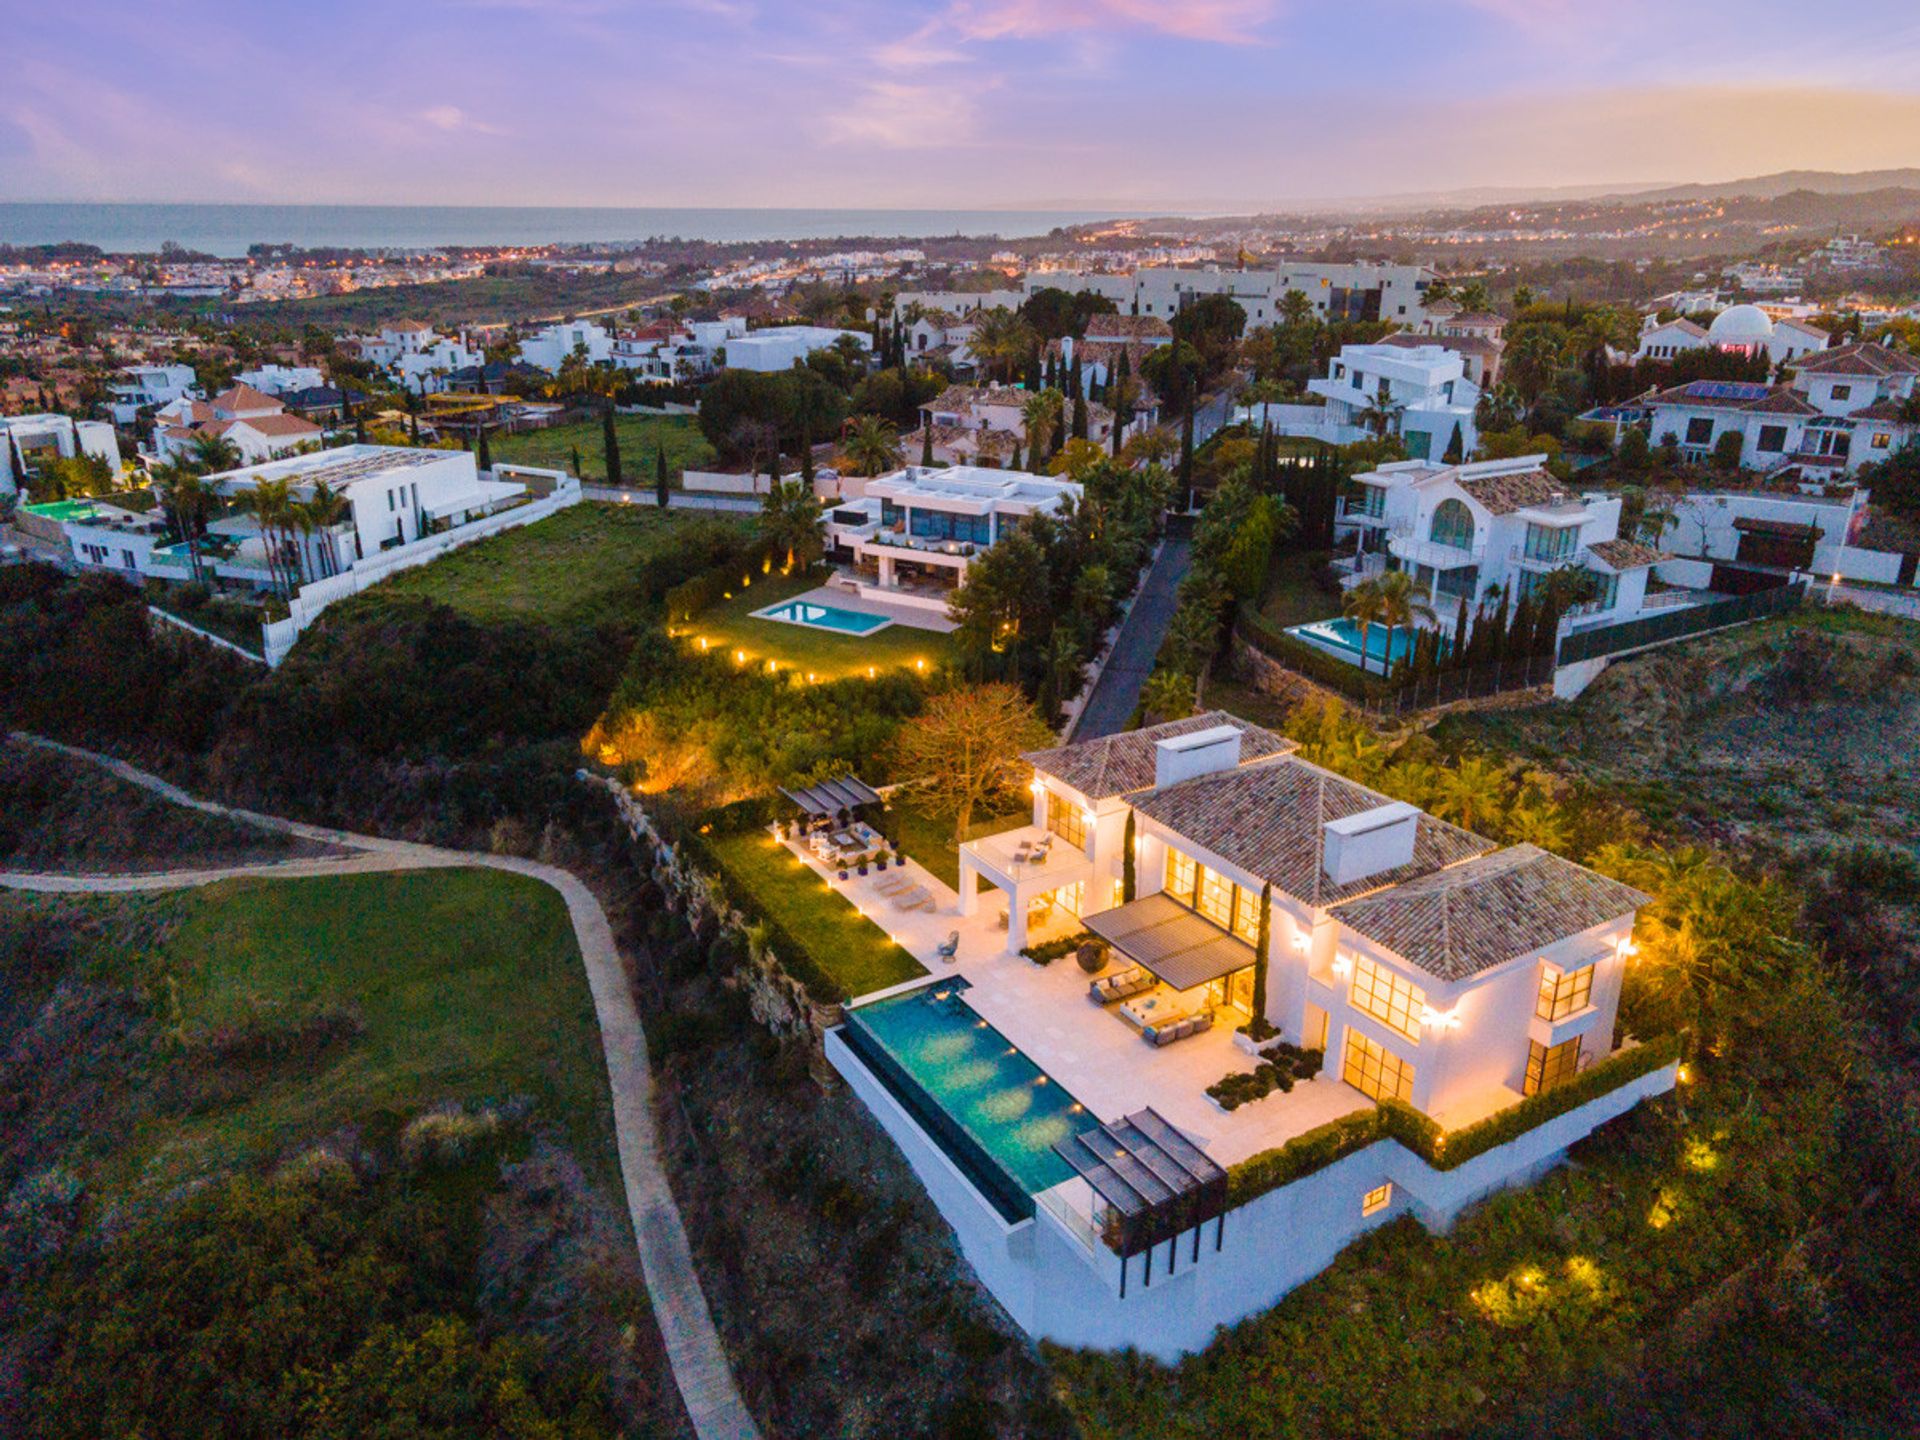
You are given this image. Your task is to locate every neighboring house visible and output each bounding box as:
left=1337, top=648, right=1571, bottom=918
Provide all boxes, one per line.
left=393, top=335, right=484, bottom=394
left=1633, top=317, right=1708, bottom=361
left=823, top=464, right=1081, bottom=609
left=517, top=319, right=614, bottom=372
left=724, top=324, right=871, bottom=373
left=1631, top=344, right=1919, bottom=476
left=1632, top=304, right=1827, bottom=366
left=892, top=289, right=1025, bottom=321
left=903, top=309, right=980, bottom=370
left=827, top=712, right=1673, bottom=1357
left=920, top=383, right=1129, bottom=453
left=1025, top=261, right=1442, bottom=326
left=1247, top=343, right=1480, bottom=459
left=1332, top=454, right=1665, bottom=629
left=609, top=316, right=741, bottom=381
left=107, top=363, right=197, bottom=424
left=0, top=412, right=123, bottom=496
left=235, top=364, right=324, bottom=396
left=152, top=383, right=324, bottom=463
left=1378, top=329, right=1503, bottom=389
left=1044, top=314, right=1174, bottom=396
left=1657, top=486, right=1874, bottom=579
left=354, top=319, right=438, bottom=367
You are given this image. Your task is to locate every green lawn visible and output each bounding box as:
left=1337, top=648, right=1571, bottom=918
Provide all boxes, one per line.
left=707, top=829, right=925, bottom=1000
left=1257, top=547, right=1344, bottom=629
left=375, top=500, right=745, bottom=627
left=126, top=868, right=615, bottom=1192
left=688, top=570, right=958, bottom=682
left=491, top=413, right=715, bottom=485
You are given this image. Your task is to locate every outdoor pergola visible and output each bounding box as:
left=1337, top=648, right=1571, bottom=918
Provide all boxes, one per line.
left=1083, top=893, right=1257, bottom=992
left=1053, top=1108, right=1229, bottom=1297
left=778, top=774, right=883, bottom=824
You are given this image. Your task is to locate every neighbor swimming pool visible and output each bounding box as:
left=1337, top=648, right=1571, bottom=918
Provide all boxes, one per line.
left=1288, top=617, right=1438, bottom=668
left=755, top=598, right=893, bottom=635
left=22, top=500, right=101, bottom=523
left=840, top=980, right=1089, bottom=1220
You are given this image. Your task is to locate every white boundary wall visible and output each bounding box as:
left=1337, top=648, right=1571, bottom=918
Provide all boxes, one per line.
left=828, top=1024, right=1674, bottom=1360
left=261, top=477, right=582, bottom=666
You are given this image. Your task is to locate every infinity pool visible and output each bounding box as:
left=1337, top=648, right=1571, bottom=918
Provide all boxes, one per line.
left=841, top=980, right=1088, bottom=1220
left=756, top=598, right=893, bottom=635
left=1289, top=616, right=1433, bottom=667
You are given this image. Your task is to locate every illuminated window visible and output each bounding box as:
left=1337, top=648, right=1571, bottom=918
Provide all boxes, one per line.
left=1164, top=847, right=1197, bottom=906
left=1535, top=964, right=1594, bottom=1022
left=1361, top=1182, right=1393, bottom=1217
left=1196, top=866, right=1235, bottom=929
left=1524, top=1036, right=1582, bottom=1097
left=1231, top=883, right=1263, bottom=945
left=1343, top=1030, right=1415, bottom=1104
left=1048, top=880, right=1085, bottom=919
left=1045, top=790, right=1087, bottom=850
left=1350, top=956, right=1426, bottom=1042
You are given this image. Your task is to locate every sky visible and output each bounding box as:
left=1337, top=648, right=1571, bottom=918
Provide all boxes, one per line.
left=5, top=0, right=1920, bottom=211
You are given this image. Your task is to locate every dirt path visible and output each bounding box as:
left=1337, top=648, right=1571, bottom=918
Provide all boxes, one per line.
left=0, top=733, right=762, bottom=1440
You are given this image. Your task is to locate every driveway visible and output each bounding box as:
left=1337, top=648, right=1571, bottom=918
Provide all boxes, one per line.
left=1071, top=532, right=1192, bottom=740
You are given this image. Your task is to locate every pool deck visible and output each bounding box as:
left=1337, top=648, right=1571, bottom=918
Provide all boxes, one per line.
left=789, top=583, right=957, bottom=634
left=798, top=833, right=1374, bottom=1169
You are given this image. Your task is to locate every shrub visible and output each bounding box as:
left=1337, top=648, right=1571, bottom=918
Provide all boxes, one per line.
left=1020, top=930, right=1095, bottom=966
left=1234, top=603, right=1396, bottom=703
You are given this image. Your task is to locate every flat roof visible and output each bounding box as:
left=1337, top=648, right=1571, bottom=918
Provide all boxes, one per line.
left=208, top=444, right=450, bottom=492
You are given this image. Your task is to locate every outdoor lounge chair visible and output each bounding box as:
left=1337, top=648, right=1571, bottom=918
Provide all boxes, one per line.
left=889, top=885, right=934, bottom=912
left=871, top=871, right=914, bottom=896
left=935, top=931, right=960, bottom=962
left=1089, top=968, right=1155, bottom=1005
left=1011, top=840, right=1033, bottom=866
left=1028, top=835, right=1053, bottom=864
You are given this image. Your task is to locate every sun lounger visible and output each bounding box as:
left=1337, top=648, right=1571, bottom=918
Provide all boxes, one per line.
left=872, top=871, right=914, bottom=896
left=1089, top=967, right=1155, bottom=1005
left=1029, top=835, right=1053, bottom=864
left=889, top=885, right=934, bottom=912
left=935, top=931, right=960, bottom=962
left=1011, top=840, right=1033, bottom=865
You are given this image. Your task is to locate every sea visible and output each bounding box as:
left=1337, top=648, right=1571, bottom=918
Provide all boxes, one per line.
left=0, top=203, right=1131, bottom=258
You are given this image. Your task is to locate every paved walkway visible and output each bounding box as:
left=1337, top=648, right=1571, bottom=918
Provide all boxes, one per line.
left=0, top=734, right=762, bottom=1440
left=1071, top=533, right=1192, bottom=739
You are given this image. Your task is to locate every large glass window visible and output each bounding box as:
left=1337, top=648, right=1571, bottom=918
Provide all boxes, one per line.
left=1522, top=523, right=1579, bottom=563
left=1350, top=956, right=1426, bottom=1042
left=1428, top=498, right=1475, bottom=551
left=1685, top=417, right=1714, bottom=446
left=1196, top=867, right=1235, bottom=930
left=1344, top=1031, right=1416, bottom=1104
left=1535, top=963, right=1594, bottom=1021
left=1231, top=883, right=1263, bottom=945
left=1164, top=847, right=1197, bottom=905
left=1524, top=1036, right=1582, bottom=1096
left=908, top=509, right=990, bottom=544
left=1044, top=790, right=1088, bottom=850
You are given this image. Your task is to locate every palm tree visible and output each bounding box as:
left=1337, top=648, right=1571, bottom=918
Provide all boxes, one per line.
left=1434, top=755, right=1510, bottom=834
left=302, top=480, right=352, bottom=578
left=759, top=478, right=823, bottom=570
left=968, top=307, right=1035, bottom=384
left=151, top=460, right=211, bottom=584
left=1021, top=389, right=1064, bottom=474
left=1140, top=668, right=1195, bottom=723
left=236, top=477, right=296, bottom=595
left=1341, top=577, right=1389, bottom=675
left=1373, top=570, right=1436, bottom=677
left=185, top=431, right=242, bottom=476
left=1355, top=393, right=1406, bottom=442
left=842, top=415, right=903, bottom=477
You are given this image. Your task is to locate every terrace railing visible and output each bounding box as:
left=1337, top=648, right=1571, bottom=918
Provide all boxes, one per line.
left=1555, top=580, right=1806, bottom=665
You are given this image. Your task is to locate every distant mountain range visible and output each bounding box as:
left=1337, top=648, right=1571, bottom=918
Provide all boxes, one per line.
left=1598, top=168, right=1920, bottom=204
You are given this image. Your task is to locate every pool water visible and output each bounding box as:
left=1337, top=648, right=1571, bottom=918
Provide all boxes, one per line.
left=757, top=598, right=893, bottom=635
left=1289, top=616, right=1439, bottom=667
left=22, top=500, right=100, bottom=522
left=842, top=981, right=1088, bottom=1218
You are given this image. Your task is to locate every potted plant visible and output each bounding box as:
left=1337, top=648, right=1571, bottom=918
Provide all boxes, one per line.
left=837, top=865, right=850, bottom=881
left=856, top=858, right=869, bottom=876
left=875, top=854, right=889, bottom=871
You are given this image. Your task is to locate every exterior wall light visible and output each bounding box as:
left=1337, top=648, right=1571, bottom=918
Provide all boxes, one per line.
left=1421, top=1006, right=1462, bottom=1030
left=1332, top=953, right=1353, bottom=977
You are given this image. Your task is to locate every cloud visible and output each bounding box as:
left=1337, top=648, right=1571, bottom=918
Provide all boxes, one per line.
left=942, top=0, right=1277, bottom=43
left=820, top=80, right=983, bottom=149
left=417, top=104, right=503, bottom=135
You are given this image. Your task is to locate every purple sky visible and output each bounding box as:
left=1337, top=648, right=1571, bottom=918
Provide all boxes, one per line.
left=5, top=1, right=1920, bottom=210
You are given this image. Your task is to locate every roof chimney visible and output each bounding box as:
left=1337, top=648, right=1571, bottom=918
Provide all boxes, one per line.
left=1323, top=802, right=1420, bottom=887
left=1153, top=724, right=1243, bottom=790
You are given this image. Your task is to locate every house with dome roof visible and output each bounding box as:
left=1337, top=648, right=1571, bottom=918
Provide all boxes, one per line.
left=1633, top=305, right=1827, bottom=367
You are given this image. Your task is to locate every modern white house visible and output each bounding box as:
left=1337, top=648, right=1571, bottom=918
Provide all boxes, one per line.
left=724, top=324, right=870, bottom=373
left=1246, top=343, right=1481, bottom=461
left=826, top=713, right=1675, bottom=1356
left=822, top=464, right=1081, bottom=609
left=1331, top=454, right=1667, bottom=631
left=1630, top=343, right=1919, bottom=476
left=107, top=363, right=198, bottom=424
left=610, top=317, right=743, bottom=381
left=1027, top=262, right=1442, bottom=327
left=517, top=319, right=614, bottom=372
left=1632, top=305, right=1827, bottom=366
left=892, top=289, right=1025, bottom=321
left=0, top=412, right=123, bottom=495
left=234, top=364, right=324, bottom=396
left=152, top=384, right=325, bottom=464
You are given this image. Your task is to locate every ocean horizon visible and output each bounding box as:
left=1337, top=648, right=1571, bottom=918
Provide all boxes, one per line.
left=0, top=202, right=1138, bottom=258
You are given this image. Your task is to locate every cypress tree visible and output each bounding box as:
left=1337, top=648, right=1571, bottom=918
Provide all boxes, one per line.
left=602, top=403, right=622, bottom=486
left=1068, top=350, right=1083, bottom=401
left=800, top=420, right=815, bottom=486
left=1049, top=404, right=1065, bottom=461
left=477, top=426, right=492, bottom=471
left=1450, top=592, right=1471, bottom=668
left=655, top=444, right=670, bottom=508
left=1442, top=421, right=1464, bottom=464
left=1009, top=440, right=1022, bottom=471
left=921, top=424, right=935, bottom=467
left=1251, top=884, right=1271, bottom=1034
left=1071, top=392, right=1088, bottom=442
left=570, top=443, right=582, bottom=477
left=1122, top=812, right=1137, bottom=903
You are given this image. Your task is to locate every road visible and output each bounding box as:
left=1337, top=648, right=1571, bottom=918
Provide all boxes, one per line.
left=0, top=733, right=763, bottom=1440
left=1827, top=578, right=1920, bottom=621
left=1071, top=532, right=1193, bottom=739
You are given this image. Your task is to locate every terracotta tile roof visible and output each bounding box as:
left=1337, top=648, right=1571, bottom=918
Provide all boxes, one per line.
left=233, top=413, right=322, bottom=438
left=1082, top=314, right=1172, bottom=342
left=1025, top=712, right=1295, bottom=802
left=1128, top=755, right=1495, bottom=909
left=1329, top=844, right=1649, bottom=981
left=1852, top=398, right=1919, bottom=424
left=1445, top=312, right=1506, bottom=328
left=1455, top=467, right=1573, bottom=515
left=212, top=383, right=282, bottom=415
left=1383, top=331, right=1501, bottom=359
left=1787, top=341, right=1920, bottom=378
left=1587, top=537, right=1668, bottom=570
left=1641, top=381, right=1820, bottom=417
left=387, top=319, right=434, bottom=333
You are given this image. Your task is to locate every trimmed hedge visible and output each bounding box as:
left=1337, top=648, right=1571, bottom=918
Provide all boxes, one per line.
left=1234, top=603, right=1396, bottom=705
left=1021, top=930, right=1096, bottom=965
left=665, top=536, right=782, bottom=624
left=1225, top=1034, right=1682, bottom=1207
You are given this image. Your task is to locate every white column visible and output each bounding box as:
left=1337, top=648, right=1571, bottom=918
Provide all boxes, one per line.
left=878, top=553, right=895, bottom=588
left=957, top=854, right=979, bottom=917
left=1006, top=887, right=1029, bottom=956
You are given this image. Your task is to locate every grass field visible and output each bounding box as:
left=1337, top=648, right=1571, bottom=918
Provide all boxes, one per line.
left=124, top=867, right=615, bottom=1192
left=492, top=413, right=715, bottom=485
left=707, top=830, right=925, bottom=999
left=375, top=500, right=745, bottom=628
left=687, top=570, right=957, bottom=682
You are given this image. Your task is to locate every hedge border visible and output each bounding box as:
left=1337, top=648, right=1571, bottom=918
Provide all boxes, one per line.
left=1234, top=602, right=1396, bottom=705
left=1225, top=1033, right=1682, bottom=1207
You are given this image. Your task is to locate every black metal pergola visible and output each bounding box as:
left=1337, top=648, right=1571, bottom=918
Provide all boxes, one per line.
left=1053, top=1108, right=1229, bottom=1298
left=778, top=774, right=883, bottom=822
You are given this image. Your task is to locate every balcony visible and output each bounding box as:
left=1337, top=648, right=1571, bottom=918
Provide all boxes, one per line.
left=1509, top=543, right=1582, bottom=572
left=1387, top=523, right=1483, bottom=571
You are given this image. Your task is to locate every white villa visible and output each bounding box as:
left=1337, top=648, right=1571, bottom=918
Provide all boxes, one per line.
left=107, top=362, right=198, bottom=424
left=1632, top=304, right=1827, bottom=366
left=152, top=383, right=324, bottom=464
left=1245, top=343, right=1481, bottom=462
left=823, top=464, right=1080, bottom=610
left=1632, top=342, right=1920, bottom=476
left=234, top=363, right=324, bottom=396
left=0, top=412, right=123, bottom=496
left=517, top=319, right=614, bottom=372
left=610, top=317, right=743, bottom=382
left=1027, top=262, right=1441, bottom=327
left=724, top=324, right=870, bottom=373
left=824, top=713, right=1676, bottom=1356
left=1332, top=454, right=1667, bottom=629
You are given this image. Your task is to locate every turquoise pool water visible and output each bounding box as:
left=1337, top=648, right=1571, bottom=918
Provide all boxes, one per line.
left=1289, top=616, right=1435, bottom=667
left=842, top=981, right=1087, bottom=1218
left=22, top=500, right=100, bottom=522
left=756, top=598, right=892, bottom=635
